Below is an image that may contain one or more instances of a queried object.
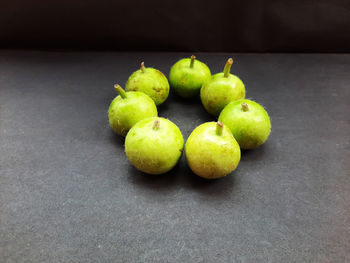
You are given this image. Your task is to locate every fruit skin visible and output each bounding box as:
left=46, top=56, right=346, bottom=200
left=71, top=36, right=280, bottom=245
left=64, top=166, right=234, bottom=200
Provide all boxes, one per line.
left=185, top=122, right=241, bottom=179
left=169, top=56, right=211, bottom=98
left=200, top=58, right=245, bottom=116
left=218, top=99, right=271, bottom=149
left=125, top=63, right=169, bottom=105
left=108, top=86, right=157, bottom=136
left=125, top=117, right=184, bottom=175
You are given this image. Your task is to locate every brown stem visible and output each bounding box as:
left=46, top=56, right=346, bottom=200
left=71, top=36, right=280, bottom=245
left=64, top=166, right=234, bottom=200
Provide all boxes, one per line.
left=190, top=55, right=196, bottom=68
left=241, top=102, right=249, bottom=112
left=152, top=119, right=160, bottom=130
left=114, top=84, right=127, bottom=99
left=216, top=121, right=223, bottom=135
left=223, top=58, right=233, bottom=78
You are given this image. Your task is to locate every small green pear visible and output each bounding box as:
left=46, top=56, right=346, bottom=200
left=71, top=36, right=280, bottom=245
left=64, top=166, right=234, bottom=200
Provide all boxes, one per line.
left=169, top=55, right=211, bottom=98
left=108, top=84, right=157, bottom=136
left=125, top=62, right=169, bottom=105
left=200, top=58, right=245, bottom=116
left=185, top=121, right=241, bottom=179
left=125, top=117, right=184, bottom=175
left=218, top=99, right=271, bottom=149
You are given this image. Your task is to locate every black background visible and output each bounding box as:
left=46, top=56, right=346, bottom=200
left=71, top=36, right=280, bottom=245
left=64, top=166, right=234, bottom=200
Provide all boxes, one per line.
left=1, top=0, right=350, bottom=52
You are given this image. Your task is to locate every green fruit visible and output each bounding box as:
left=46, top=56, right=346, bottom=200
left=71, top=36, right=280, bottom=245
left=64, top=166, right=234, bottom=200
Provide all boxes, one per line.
left=125, top=62, right=169, bottom=105
left=169, top=55, right=211, bottom=98
left=218, top=99, right=271, bottom=149
left=108, top=84, right=157, bottom=136
left=125, top=117, right=184, bottom=175
left=185, top=121, right=241, bottom=179
left=200, top=58, right=245, bottom=116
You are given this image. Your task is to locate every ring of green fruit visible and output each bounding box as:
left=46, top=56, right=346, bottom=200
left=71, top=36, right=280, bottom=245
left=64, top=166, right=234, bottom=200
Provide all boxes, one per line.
left=108, top=57, right=271, bottom=178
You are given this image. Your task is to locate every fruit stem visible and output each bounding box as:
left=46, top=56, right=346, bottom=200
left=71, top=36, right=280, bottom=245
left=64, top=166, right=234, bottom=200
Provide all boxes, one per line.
left=152, top=119, right=160, bottom=130
left=223, top=58, right=233, bottom=78
left=141, top=62, right=145, bottom=73
left=241, top=102, right=249, bottom=112
left=216, top=121, right=223, bottom=136
left=190, top=55, right=196, bottom=68
left=114, top=84, right=127, bottom=99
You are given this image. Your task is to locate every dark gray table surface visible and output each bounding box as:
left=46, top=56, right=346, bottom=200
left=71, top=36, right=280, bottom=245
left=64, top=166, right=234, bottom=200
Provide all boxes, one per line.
left=0, top=51, right=349, bottom=263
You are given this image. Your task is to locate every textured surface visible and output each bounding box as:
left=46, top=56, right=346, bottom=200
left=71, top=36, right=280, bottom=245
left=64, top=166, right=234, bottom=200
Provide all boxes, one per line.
left=0, top=51, right=350, bottom=263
